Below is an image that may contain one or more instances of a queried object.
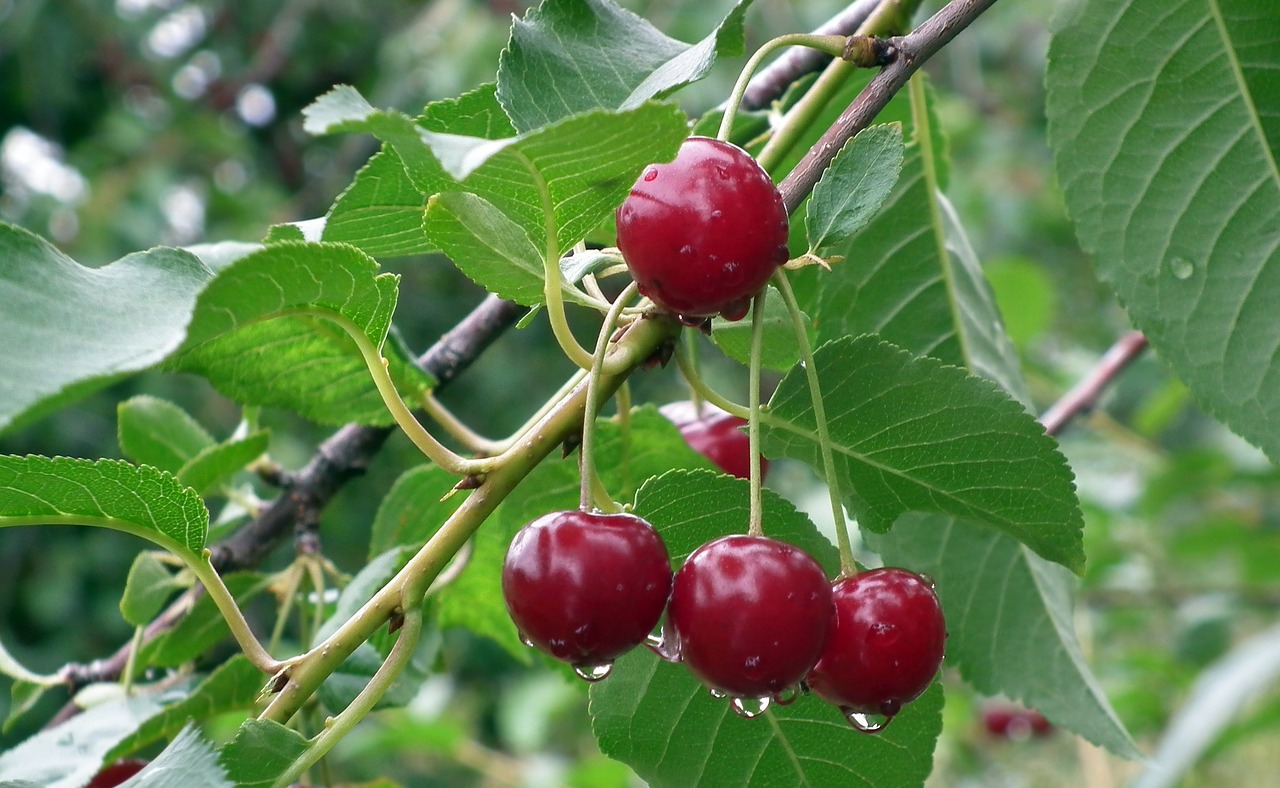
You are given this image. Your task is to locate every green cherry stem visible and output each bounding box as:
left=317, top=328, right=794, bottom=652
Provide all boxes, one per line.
left=746, top=292, right=767, bottom=538
left=772, top=271, right=857, bottom=575
left=673, top=345, right=751, bottom=420
left=718, top=33, right=850, bottom=143
left=271, top=606, right=424, bottom=788
left=190, top=551, right=284, bottom=674
left=579, top=282, right=640, bottom=511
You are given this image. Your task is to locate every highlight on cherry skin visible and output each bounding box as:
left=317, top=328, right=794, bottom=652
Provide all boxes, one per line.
left=806, top=567, right=947, bottom=732
left=501, top=510, right=673, bottom=682
left=659, top=400, right=769, bottom=481
left=616, top=136, right=790, bottom=321
left=665, top=534, right=833, bottom=718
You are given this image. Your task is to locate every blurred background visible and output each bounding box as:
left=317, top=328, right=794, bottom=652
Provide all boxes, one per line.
left=2, top=1, right=1278, bottom=785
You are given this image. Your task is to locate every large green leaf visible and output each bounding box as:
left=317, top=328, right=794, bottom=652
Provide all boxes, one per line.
left=117, top=395, right=216, bottom=474
left=0, top=223, right=213, bottom=434
left=867, top=514, right=1141, bottom=758
left=805, top=123, right=905, bottom=260
left=592, top=651, right=942, bottom=788
left=762, top=336, right=1084, bottom=573
left=167, top=241, right=432, bottom=426
left=496, top=0, right=752, bottom=132
left=0, top=456, right=207, bottom=561
left=1046, top=0, right=1280, bottom=460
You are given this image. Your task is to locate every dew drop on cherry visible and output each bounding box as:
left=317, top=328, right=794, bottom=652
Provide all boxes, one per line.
left=518, top=631, right=535, bottom=649
left=645, top=630, right=682, bottom=663
left=772, top=684, right=800, bottom=706
left=843, top=708, right=892, bottom=734
left=730, top=695, right=771, bottom=719
left=643, top=167, right=658, bottom=182
left=708, top=687, right=727, bottom=700
left=573, top=662, right=614, bottom=682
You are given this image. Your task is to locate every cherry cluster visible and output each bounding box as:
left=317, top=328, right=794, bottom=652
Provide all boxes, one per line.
left=501, top=507, right=945, bottom=726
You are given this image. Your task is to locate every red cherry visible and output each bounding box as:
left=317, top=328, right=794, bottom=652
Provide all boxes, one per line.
left=86, top=760, right=148, bottom=788
left=502, top=510, right=672, bottom=680
left=659, top=400, right=769, bottom=480
left=807, top=568, right=946, bottom=720
left=981, top=703, right=1054, bottom=739
left=617, top=136, right=789, bottom=319
left=668, top=535, right=832, bottom=700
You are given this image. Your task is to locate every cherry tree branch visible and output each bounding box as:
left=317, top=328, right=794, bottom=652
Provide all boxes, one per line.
left=778, top=0, right=1001, bottom=211
left=1040, top=332, right=1150, bottom=437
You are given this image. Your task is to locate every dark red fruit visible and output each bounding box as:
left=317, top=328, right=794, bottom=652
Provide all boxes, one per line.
left=502, top=510, right=672, bottom=678
left=807, top=568, right=946, bottom=718
left=981, top=703, right=1053, bottom=739
left=617, top=136, right=790, bottom=320
left=86, top=760, right=148, bottom=788
left=668, top=535, right=832, bottom=698
left=659, top=400, right=769, bottom=480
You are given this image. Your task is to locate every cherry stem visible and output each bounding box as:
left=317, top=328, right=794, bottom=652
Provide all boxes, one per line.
left=718, top=33, right=851, bottom=143
left=673, top=345, right=751, bottom=420
left=772, top=271, right=858, bottom=575
left=420, top=392, right=506, bottom=456
left=683, top=331, right=705, bottom=411
left=747, top=292, right=767, bottom=538
left=190, top=551, right=285, bottom=675
left=579, top=282, right=640, bottom=511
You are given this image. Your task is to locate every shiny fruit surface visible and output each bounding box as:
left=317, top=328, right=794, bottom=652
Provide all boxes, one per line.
left=668, top=534, right=832, bottom=697
left=659, top=400, right=768, bottom=480
left=617, top=136, right=789, bottom=319
left=502, top=510, right=672, bottom=672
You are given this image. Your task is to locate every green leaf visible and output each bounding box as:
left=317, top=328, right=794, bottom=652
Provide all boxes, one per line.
left=867, top=514, right=1141, bottom=758
left=107, top=656, right=264, bottom=760
left=591, top=649, right=942, bottom=788
left=1046, top=0, right=1280, bottom=460
left=0, top=688, right=168, bottom=787
left=497, top=0, right=753, bottom=132
left=167, top=241, right=433, bottom=426
left=710, top=288, right=811, bottom=372
left=176, top=430, right=270, bottom=495
left=322, top=147, right=433, bottom=258
left=0, top=456, right=208, bottom=562
left=420, top=103, right=689, bottom=258
left=806, top=123, right=905, bottom=258
left=218, top=719, right=311, bottom=788
left=633, top=469, right=838, bottom=573
left=139, top=573, right=270, bottom=667
left=119, top=551, right=185, bottom=627
left=762, top=336, right=1084, bottom=573
left=120, top=724, right=232, bottom=788
left=424, top=192, right=593, bottom=308
left=117, top=396, right=215, bottom=473
left=0, top=222, right=213, bottom=434
left=369, top=464, right=466, bottom=557
left=318, top=84, right=519, bottom=258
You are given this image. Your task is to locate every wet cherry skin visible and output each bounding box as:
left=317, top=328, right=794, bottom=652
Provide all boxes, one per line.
left=806, top=568, right=946, bottom=717
left=502, top=510, right=672, bottom=673
left=86, top=760, right=148, bottom=788
left=659, top=400, right=769, bottom=480
left=616, top=136, right=790, bottom=320
left=668, top=535, right=833, bottom=697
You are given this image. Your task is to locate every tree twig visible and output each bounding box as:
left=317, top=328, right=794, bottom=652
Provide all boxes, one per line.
left=1040, top=331, right=1149, bottom=437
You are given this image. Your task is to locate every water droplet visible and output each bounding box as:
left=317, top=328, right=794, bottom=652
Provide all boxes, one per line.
left=518, top=631, right=535, bottom=649
left=1168, top=256, right=1194, bottom=280
left=772, top=685, right=800, bottom=706
left=646, top=630, right=682, bottom=662
left=730, top=695, right=771, bottom=719
left=917, top=573, right=936, bottom=589
left=679, top=244, right=695, bottom=256
left=710, top=209, right=723, bottom=219
left=708, top=687, right=727, bottom=700
left=842, top=707, right=892, bottom=733
left=573, top=662, right=613, bottom=682
left=642, top=167, right=658, bottom=182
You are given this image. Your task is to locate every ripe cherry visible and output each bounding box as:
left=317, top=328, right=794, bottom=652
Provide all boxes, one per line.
left=86, top=760, right=148, bottom=788
left=502, top=510, right=672, bottom=680
left=981, top=702, right=1053, bottom=739
left=659, top=400, right=769, bottom=480
left=667, top=535, right=832, bottom=703
left=807, top=568, right=946, bottom=723
left=617, top=136, right=790, bottom=320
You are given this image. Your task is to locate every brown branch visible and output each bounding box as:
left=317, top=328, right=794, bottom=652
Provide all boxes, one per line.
left=741, top=0, right=884, bottom=111
left=1040, top=331, right=1149, bottom=437
left=779, top=0, right=1001, bottom=212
